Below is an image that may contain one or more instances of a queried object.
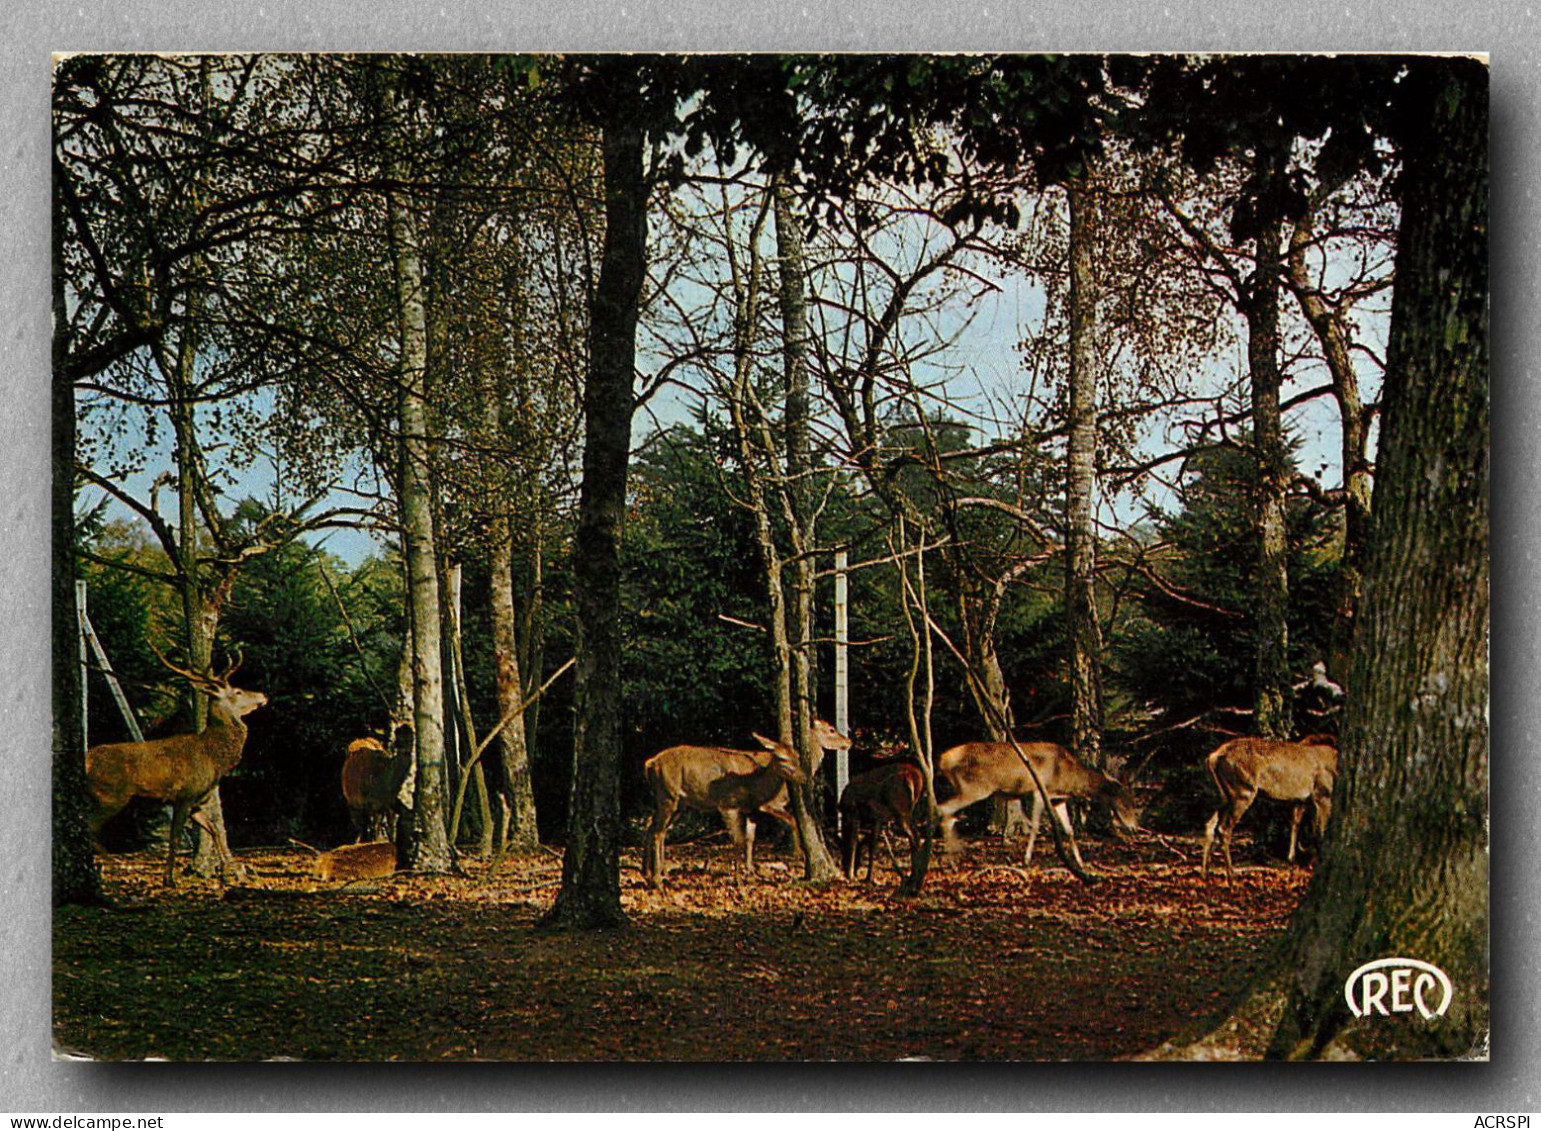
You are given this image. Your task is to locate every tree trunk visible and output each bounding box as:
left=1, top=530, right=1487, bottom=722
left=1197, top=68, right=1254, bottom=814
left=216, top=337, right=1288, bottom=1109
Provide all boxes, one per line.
left=482, top=292, right=540, bottom=855
left=444, top=563, right=494, bottom=855
left=1246, top=144, right=1293, bottom=741
left=1168, top=58, right=1488, bottom=1060
left=1065, top=174, right=1106, bottom=768
left=1287, top=210, right=1372, bottom=682
left=164, top=310, right=243, bottom=883
left=519, top=535, right=549, bottom=762
left=51, top=186, right=103, bottom=906
left=956, top=580, right=1027, bottom=839
left=774, top=182, right=837, bottom=869
left=489, top=513, right=540, bottom=854
left=540, top=100, right=643, bottom=930
left=388, top=147, right=453, bottom=875
left=775, top=183, right=818, bottom=765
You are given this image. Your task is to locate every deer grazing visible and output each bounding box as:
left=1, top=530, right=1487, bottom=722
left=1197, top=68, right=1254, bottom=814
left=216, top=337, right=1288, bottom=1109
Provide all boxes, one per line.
left=85, top=649, right=266, bottom=887
left=1201, top=735, right=1338, bottom=883
left=838, top=761, right=924, bottom=882
left=642, top=718, right=851, bottom=889
left=935, top=741, right=1140, bottom=870
left=341, top=725, right=413, bottom=842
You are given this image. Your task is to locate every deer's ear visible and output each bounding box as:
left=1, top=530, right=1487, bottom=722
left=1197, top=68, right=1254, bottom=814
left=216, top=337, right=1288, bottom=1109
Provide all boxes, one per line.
left=752, top=732, right=780, bottom=751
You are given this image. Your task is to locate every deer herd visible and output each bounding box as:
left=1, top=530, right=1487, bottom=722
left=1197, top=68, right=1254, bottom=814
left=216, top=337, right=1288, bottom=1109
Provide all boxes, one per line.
left=81, top=652, right=1342, bottom=891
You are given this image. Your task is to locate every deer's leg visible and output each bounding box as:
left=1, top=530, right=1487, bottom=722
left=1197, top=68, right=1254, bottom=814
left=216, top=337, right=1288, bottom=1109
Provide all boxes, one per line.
left=164, top=801, right=193, bottom=887
left=756, top=802, right=801, bottom=875
left=1024, top=792, right=1044, bottom=867
left=1201, top=810, right=1221, bottom=877
left=1221, top=793, right=1253, bottom=884
left=839, top=813, right=857, bottom=880
left=737, top=811, right=756, bottom=875
left=878, top=823, right=902, bottom=879
left=1287, top=802, right=1306, bottom=863
left=899, top=811, right=920, bottom=876
left=647, top=797, right=679, bottom=888
left=1313, top=791, right=1333, bottom=845
left=936, top=787, right=984, bottom=857
left=189, top=798, right=241, bottom=884
left=1222, top=814, right=1237, bottom=883
left=1051, top=799, right=1086, bottom=870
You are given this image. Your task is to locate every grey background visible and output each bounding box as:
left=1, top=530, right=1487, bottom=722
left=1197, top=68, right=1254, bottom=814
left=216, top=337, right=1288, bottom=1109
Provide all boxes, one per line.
left=1, top=0, right=1534, bottom=1112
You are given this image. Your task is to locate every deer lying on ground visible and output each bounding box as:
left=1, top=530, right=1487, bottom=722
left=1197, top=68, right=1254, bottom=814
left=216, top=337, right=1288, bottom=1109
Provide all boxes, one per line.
left=341, top=726, right=412, bottom=842
left=1201, top=735, right=1338, bottom=883
left=642, top=719, right=851, bottom=889
left=935, top=741, right=1140, bottom=871
left=292, top=839, right=400, bottom=883
left=85, top=650, right=266, bottom=887
left=838, top=761, right=924, bottom=882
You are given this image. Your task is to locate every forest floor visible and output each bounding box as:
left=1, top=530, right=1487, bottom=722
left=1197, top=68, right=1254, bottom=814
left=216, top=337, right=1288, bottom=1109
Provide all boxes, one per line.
left=53, top=829, right=1310, bottom=1062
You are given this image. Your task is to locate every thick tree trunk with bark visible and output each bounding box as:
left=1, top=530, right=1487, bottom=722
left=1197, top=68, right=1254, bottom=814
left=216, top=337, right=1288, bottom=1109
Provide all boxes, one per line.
left=1246, top=145, right=1293, bottom=741
left=1165, top=58, right=1488, bottom=1060
left=52, top=194, right=103, bottom=907
left=541, top=103, right=644, bottom=930
left=1065, top=175, right=1106, bottom=768
left=388, top=155, right=453, bottom=875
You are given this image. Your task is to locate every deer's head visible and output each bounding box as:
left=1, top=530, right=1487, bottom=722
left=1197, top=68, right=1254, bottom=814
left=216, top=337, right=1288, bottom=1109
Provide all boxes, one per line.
left=153, top=644, right=268, bottom=720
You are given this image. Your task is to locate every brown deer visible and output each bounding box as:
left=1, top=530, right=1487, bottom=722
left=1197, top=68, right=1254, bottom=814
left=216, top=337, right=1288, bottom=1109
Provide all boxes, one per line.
left=642, top=719, right=851, bottom=889
left=341, top=725, right=412, bottom=842
left=1201, top=735, right=1338, bottom=882
left=85, top=649, right=266, bottom=887
left=935, top=741, right=1140, bottom=870
left=838, top=761, right=924, bottom=882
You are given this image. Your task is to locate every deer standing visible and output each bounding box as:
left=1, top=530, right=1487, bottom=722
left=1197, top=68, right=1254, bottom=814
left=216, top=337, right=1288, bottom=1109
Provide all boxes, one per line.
left=85, top=650, right=266, bottom=887
left=642, top=719, right=851, bottom=889
left=341, top=725, right=412, bottom=842
left=1201, top=736, right=1338, bottom=882
left=838, top=761, right=924, bottom=882
left=935, top=741, right=1139, bottom=870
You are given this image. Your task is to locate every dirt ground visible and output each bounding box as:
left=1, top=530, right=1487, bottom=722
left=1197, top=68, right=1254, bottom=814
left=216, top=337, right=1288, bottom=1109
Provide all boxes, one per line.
left=53, top=830, right=1310, bottom=1062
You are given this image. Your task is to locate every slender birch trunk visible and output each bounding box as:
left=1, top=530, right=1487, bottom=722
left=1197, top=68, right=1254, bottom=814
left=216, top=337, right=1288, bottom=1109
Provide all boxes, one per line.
left=387, top=133, right=453, bottom=874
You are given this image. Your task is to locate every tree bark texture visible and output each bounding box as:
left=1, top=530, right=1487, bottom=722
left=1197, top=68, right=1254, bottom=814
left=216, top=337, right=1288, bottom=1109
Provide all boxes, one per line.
left=541, top=103, right=644, bottom=930
left=52, top=185, right=104, bottom=906
left=1246, top=144, right=1293, bottom=741
left=489, top=515, right=540, bottom=853
left=774, top=182, right=821, bottom=809
left=1065, top=175, right=1106, bottom=767
left=387, top=152, right=453, bottom=875
left=1178, top=59, right=1488, bottom=1060
left=170, top=331, right=241, bottom=882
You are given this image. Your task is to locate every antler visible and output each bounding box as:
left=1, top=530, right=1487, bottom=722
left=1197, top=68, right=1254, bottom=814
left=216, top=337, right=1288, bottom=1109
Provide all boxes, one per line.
left=148, top=641, right=235, bottom=689
left=216, top=648, right=243, bottom=683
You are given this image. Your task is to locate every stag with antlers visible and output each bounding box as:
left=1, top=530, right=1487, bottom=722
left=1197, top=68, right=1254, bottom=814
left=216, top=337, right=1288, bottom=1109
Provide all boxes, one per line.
left=85, top=648, right=266, bottom=887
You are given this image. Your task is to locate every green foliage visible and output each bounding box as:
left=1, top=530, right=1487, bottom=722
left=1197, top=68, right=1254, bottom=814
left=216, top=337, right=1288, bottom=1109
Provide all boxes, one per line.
left=220, top=534, right=405, bottom=843
left=1111, top=438, right=1340, bottom=761
left=621, top=426, right=774, bottom=766
left=77, top=510, right=406, bottom=847
left=76, top=520, right=182, bottom=745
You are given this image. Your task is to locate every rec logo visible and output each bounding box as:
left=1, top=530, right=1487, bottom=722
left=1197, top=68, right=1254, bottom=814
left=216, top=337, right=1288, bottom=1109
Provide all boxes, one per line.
left=1343, top=957, right=1453, bottom=1020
